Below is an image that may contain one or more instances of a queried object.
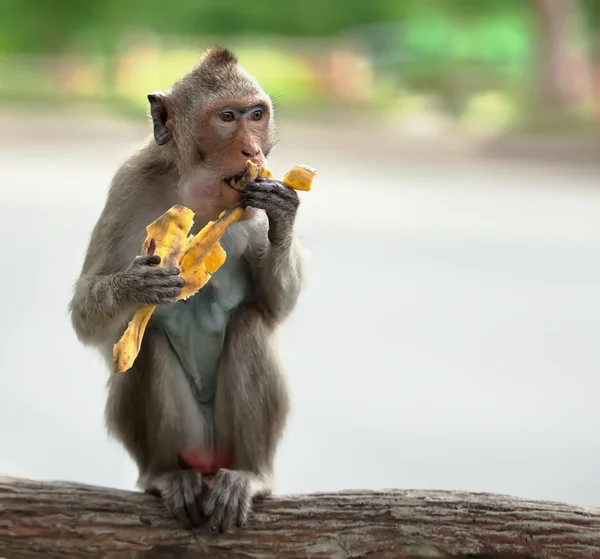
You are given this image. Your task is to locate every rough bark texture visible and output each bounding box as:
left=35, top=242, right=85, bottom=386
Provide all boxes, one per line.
left=1, top=475, right=600, bottom=559
left=534, top=0, right=579, bottom=107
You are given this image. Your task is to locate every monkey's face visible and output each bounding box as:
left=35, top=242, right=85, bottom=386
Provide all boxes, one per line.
left=178, top=97, right=275, bottom=221
left=146, top=50, right=276, bottom=223
left=205, top=97, right=271, bottom=186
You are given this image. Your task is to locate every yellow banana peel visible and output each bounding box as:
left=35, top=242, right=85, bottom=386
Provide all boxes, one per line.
left=112, top=161, right=317, bottom=373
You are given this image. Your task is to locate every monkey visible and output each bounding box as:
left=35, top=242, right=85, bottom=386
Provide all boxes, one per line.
left=69, top=46, right=305, bottom=532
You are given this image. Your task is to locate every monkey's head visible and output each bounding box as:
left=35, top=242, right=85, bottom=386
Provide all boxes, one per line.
left=147, top=46, right=276, bottom=221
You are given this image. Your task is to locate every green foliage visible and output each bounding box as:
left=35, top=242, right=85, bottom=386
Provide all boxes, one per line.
left=0, top=0, right=408, bottom=54
left=0, top=0, right=596, bottom=63
left=0, top=0, right=596, bottom=131
left=581, top=0, right=600, bottom=47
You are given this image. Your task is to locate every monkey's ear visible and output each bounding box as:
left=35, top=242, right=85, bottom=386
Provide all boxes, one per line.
left=147, top=92, right=172, bottom=145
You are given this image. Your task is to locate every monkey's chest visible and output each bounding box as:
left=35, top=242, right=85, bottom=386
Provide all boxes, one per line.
left=151, top=257, right=252, bottom=406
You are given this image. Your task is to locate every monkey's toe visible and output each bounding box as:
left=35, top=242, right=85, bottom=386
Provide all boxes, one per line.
left=203, top=469, right=252, bottom=533
left=158, top=469, right=206, bottom=529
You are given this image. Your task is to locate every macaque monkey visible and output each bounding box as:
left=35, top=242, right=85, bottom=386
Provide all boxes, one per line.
left=69, top=47, right=304, bottom=532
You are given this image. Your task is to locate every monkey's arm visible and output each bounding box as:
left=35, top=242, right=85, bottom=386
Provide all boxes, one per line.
left=257, top=229, right=305, bottom=322
left=70, top=199, right=138, bottom=346
left=243, top=207, right=305, bottom=323
left=70, top=270, right=134, bottom=346
left=69, top=167, right=181, bottom=346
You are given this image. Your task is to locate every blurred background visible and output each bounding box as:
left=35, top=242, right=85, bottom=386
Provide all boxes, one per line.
left=1, top=0, right=600, bottom=509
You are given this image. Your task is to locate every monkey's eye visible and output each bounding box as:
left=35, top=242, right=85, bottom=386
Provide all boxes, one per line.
left=218, top=111, right=236, bottom=122
left=249, top=109, right=264, bottom=121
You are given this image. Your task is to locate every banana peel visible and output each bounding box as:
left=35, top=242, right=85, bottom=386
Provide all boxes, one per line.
left=111, top=205, right=193, bottom=374
left=112, top=205, right=242, bottom=373
left=112, top=160, right=317, bottom=373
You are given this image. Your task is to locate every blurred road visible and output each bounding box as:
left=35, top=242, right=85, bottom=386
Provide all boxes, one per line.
left=1, top=108, right=600, bottom=508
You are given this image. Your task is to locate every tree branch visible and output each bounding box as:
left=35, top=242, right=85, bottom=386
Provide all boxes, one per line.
left=1, top=475, right=599, bottom=558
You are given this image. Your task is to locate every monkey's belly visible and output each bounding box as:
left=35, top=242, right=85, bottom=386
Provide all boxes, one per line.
left=151, top=262, right=250, bottom=409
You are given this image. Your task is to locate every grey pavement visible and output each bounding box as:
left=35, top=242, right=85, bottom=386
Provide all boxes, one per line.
left=1, top=108, right=599, bottom=508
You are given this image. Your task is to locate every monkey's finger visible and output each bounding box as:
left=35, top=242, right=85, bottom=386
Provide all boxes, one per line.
left=203, top=484, right=229, bottom=532
left=215, top=500, right=235, bottom=533
left=221, top=504, right=237, bottom=533
left=203, top=487, right=217, bottom=517
left=195, top=492, right=207, bottom=527
left=185, top=503, right=203, bottom=527
left=242, top=189, right=270, bottom=199
left=163, top=493, right=192, bottom=529
left=160, top=277, right=185, bottom=290
left=231, top=495, right=248, bottom=529
left=235, top=503, right=250, bottom=528
left=241, top=198, right=268, bottom=213
left=263, top=183, right=300, bottom=206
left=174, top=505, right=193, bottom=529
left=151, top=286, right=182, bottom=299
left=245, top=179, right=294, bottom=198
left=182, top=473, right=204, bottom=527
left=242, top=191, right=272, bottom=207
left=247, top=191, right=298, bottom=210
left=207, top=499, right=227, bottom=533
left=143, top=292, right=180, bottom=306
left=234, top=484, right=251, bottom=528
left=209, top=497, right=231, bottom=533
left=244, top=179, right=280, bottom=193
left=134, top=254, right=161, bottom=266
left=279, top=187, right=300, bottom=204
left=253, top=176, right=300, bottom=197
left=144, top=266, right=182, bottom=277
left=244, top=192, right=297, bottom=214
left=245, top=185, right=294, bottom=205
left=222, top=484, right=245, bottom=532
left=140, top=276, right=185, bottom=289
left=159, top=297, right=179, bottom=306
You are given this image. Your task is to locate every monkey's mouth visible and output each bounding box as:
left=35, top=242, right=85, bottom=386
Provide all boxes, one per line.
left=222, top=172, right=246, bottom=192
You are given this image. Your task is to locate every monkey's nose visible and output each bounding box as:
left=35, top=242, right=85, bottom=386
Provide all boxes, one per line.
left=241, top=149, right=260, bottom=158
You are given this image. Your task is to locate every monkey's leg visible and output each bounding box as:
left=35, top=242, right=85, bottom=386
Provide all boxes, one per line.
left=105, top=327, right=212, bottom=528
left=207, top=304, right=291, bottom=532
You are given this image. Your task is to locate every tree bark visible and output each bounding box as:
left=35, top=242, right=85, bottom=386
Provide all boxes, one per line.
left=534, top=0, right=582, bottom=107
left=1, top=475, right=600, bottom=559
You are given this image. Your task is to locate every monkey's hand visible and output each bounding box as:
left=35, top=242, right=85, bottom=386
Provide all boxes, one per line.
left=152, top=470, right=206, bottom=529
left=243, top=178, right=299, bottom=245
left=119, top=254, right=185, bottom=306
left=203, top=469, right=255, bottom=533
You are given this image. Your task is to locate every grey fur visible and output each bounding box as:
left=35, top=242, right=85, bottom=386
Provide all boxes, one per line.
left=69, top=46, right=304, bottom=532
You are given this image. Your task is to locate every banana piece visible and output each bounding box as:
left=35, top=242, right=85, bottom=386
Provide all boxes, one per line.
left=282, top=164, right=317, bottom=191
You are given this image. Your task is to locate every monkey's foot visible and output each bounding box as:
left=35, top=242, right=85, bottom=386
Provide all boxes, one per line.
left=154, top=469, right=207, bottom=529
left=202, top=469, right=253, bottom=533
